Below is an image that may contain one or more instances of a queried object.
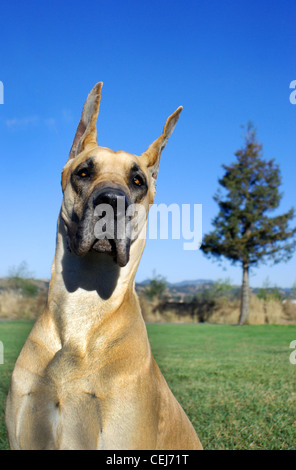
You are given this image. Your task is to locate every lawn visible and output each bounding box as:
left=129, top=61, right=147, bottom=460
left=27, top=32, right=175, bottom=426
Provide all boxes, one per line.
left=0, top=321, right=295, bottom=450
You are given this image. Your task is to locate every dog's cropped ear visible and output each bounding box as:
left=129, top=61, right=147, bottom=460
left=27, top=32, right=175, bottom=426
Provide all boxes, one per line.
left=142, top=106, right=183, bottom=182
left=68, top=82, right=103, bottom=160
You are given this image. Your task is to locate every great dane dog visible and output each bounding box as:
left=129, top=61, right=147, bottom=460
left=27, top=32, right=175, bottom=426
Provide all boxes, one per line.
left=5, top=82, right=202, bottom=450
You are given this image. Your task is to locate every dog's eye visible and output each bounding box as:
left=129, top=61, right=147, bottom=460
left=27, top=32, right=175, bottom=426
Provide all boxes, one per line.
left=132, top=176, right=143, bottom=187
left=76, top=168, right=89, bottom=178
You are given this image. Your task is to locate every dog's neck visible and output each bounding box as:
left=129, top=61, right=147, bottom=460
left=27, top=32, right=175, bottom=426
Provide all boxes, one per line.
left=47, top=214, right=147, bottom=351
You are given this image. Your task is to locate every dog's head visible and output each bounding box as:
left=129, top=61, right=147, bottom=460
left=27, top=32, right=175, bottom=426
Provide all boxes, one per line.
left=61, top=82, right=182, bottom=267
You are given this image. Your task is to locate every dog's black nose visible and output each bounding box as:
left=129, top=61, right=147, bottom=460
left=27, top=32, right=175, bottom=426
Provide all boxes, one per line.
left=93, top=187, right=129, bottom=216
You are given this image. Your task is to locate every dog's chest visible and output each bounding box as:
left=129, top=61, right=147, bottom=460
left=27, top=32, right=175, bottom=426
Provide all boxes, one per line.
left=14, top=347, right=145, bottom=450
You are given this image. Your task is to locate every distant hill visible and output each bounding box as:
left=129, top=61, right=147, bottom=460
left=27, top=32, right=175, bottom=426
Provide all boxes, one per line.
left=136, top=279, right=213, bottom=287
left=168, top=279, right=214, bottom=287
left=136, top=278, right=295, bottom=299
left=136, top=279, right=215, bottom=299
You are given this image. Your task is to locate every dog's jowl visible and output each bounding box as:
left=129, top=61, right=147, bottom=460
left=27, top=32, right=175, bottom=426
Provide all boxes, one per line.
left=5, top=82, right=202, bottom=450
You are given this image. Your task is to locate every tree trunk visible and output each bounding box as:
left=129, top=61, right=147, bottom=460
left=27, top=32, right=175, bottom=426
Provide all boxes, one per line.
left=239, top=263, right=249, bottom=325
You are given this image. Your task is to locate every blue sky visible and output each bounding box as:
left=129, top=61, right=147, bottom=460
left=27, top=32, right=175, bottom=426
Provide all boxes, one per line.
left=0, top=0, right=295, bottom=287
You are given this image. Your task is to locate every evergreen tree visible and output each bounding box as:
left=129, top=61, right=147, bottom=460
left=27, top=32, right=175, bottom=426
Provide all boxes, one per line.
left=201, top=123, right=296, bottom=324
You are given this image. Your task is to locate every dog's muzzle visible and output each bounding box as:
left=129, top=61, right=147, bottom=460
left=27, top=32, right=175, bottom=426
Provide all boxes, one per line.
left=70, top=186, right=132, bottom=267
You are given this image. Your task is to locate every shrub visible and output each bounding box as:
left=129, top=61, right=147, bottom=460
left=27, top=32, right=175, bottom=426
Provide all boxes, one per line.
left=144, top=274, right=167, bottom=301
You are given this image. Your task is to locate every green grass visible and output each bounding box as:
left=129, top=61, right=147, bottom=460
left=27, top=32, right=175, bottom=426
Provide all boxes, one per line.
left=0, top=321, right=34, bottom=450
left=1, top=321, right=296, bottom=449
